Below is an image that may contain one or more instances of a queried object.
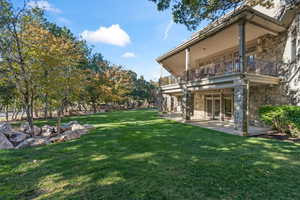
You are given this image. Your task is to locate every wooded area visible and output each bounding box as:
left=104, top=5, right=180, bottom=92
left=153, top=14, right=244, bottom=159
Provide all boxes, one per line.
left=0, top=0, right=158, bottom=134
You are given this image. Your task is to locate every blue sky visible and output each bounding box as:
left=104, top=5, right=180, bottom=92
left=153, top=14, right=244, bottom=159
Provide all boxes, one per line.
left=13, top=0, right=201, bottom=80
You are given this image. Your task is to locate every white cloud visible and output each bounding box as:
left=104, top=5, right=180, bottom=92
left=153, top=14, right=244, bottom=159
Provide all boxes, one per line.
left=121, top=52, right=136, bottom=58
left=163, top=20, right=174, bottom=40
left=80, top=24, right=131, bottom=47
left=28, top=1, right=61, bottom=13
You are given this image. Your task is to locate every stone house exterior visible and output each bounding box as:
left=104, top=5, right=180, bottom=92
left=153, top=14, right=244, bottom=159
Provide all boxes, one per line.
left=157, top=1, right=300, bottom=136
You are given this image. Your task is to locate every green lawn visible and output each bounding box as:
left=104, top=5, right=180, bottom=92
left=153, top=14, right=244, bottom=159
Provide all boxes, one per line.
left=1, top=110, right=300, bottom=200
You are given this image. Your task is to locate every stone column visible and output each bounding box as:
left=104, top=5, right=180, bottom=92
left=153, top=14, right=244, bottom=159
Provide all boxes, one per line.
left=182, top=48, right=192, bottom=121
left=234, top=21, right=249, bottom=136
left=234, top=79, right=249, bottom=136
left=162, top=94, right=169, bottom=113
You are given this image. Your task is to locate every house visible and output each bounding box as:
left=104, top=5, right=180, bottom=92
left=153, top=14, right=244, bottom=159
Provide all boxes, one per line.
left=157, top=0, right=300, bottom=136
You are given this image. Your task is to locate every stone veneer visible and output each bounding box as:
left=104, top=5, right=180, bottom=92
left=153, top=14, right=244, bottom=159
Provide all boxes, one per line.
left=193, top=93, right=205, bottom=120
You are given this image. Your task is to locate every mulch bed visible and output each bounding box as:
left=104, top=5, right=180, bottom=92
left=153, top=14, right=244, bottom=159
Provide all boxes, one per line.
left=251, top=131, right=300, bottom=143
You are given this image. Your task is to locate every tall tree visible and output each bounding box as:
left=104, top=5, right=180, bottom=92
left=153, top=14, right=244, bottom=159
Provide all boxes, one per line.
left=0, top=0, right=40, bottom=133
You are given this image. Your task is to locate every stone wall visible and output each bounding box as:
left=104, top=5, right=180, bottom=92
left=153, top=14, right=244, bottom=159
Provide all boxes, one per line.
left=282, top=14, right=300, bottom=106
left=249, top=85, right=289, bottom=126
left=255, top=13, right=300, bottom=106
left=193, top=93, right=205, bottom=120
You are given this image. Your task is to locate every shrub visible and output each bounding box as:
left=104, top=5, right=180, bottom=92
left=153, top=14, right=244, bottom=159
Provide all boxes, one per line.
left=259, top=105, right=300, bottom=138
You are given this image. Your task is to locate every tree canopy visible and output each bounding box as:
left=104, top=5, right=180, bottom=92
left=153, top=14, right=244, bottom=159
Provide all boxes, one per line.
left=149, top=0, right=273, bottom=30
left=0, top=0, right=158, bottom=132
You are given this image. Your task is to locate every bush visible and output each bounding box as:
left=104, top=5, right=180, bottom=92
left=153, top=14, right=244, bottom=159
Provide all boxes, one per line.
left=259, top=105, right=300, bottom=138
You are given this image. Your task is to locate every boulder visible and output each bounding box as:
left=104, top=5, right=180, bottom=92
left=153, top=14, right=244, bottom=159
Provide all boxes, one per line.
left=49, top=135, right=67, bottom=143
left=0, top=123, right=12, bottom=135
left=30, top=138, right=50, bottom=147
left=32, top=126, right=42, bottom=136
left=50, top=130, right=85, bottom=143
left=60, top=121, right=80, bottom=132
left=60, top=124, right=72, bottom=132
left=20, top=122, right=29, bottom=132
left=16, top=138, right=35, bottom=149
left=70, top=123, right=85, bottom=131
left=41, top=125, right=56, bottom=137
left=20, top=123, right=42, bottom=136
left=83, top=124, right=95, bottom=130
left=24, top=126, right=42, bottom=136
left=7, top=131, right=28, bottom=146
left=16, top=137, right=50, bottom=149
left=65, top=121, right=79, bottom=127
left=63, top=130, right=82, bottom=141
left=0, top=132, right=14, bottom=149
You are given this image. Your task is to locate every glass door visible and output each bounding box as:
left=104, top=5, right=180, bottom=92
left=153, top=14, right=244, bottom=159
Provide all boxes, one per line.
left=205, top=96, right=221, bottom=120
left=206, top=98, right=213, bottom=120
left=214, top=98, right=221, bottom=120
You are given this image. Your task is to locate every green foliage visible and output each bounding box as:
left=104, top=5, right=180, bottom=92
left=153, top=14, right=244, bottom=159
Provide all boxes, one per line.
left=259, top=105, right=300, bottom=137
left=149, top=0, right=272, bottom=30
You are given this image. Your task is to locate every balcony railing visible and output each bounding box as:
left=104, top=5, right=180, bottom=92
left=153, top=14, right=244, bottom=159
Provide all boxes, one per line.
left=159, top=59, right=278, bottom=86
left=159, top=75, right=179, bottom=86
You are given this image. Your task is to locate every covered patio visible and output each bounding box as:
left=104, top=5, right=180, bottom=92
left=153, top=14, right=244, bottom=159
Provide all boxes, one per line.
left=161, top=112, right=272, bottom=136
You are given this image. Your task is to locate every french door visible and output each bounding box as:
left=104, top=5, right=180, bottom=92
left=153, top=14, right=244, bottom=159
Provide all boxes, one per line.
left=205, top=96, right=221, bottom=120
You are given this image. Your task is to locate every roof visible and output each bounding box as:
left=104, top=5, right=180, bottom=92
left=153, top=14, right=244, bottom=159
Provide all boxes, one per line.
left=156, top=5, right=286, bottom=63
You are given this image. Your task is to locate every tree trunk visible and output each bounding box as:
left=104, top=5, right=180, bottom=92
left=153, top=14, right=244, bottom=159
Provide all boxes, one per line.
left=44, top=94, right=49, bottom=119
left=49, top=107, right=53, bottom=118
left=92, top=100, right=97, bottom=114
left=25, top=104, right=34, bottom=136
left=34, top=108, right=39, bottom=118
left=56, top=100, right=66, bottom=134
left=14, top=110, right=20, bottom=120
left=56, top=108, right=62, bottom=135
left=5, top=105, right=9, bottom=122
left=20, top=108, right=25, bottom=120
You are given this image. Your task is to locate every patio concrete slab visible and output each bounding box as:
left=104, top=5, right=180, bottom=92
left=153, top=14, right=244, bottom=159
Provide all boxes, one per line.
left=161, top=113, right=272, bottom=136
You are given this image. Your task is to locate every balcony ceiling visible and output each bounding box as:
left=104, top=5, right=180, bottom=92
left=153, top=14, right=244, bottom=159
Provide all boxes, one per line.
left=158, top=7, right=286, bottom=76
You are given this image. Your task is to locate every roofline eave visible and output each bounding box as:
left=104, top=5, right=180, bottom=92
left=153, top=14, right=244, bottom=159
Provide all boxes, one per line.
left=156, top=6, right=286, bottom=63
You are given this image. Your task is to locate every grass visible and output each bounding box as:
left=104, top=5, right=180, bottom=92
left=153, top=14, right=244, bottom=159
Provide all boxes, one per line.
left=1, top=110, right=300, bottom=200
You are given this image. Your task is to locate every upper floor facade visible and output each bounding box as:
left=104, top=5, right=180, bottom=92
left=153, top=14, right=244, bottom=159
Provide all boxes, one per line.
left=157, top=1, right=300, bottom=103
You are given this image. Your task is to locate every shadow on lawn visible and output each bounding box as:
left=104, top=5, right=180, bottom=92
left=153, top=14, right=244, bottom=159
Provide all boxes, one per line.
left=1, top=110, right=300, bottom=199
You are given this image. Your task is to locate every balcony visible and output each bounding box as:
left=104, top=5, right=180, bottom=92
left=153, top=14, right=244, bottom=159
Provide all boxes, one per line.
left=159, top=58, right=278, bottom=87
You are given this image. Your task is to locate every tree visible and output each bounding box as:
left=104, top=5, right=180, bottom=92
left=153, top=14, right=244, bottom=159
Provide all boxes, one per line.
left=149, top=0, right=272, bottom=30
left=0, top=62, right=17, bottom=121
left=25, top=22, right=85, bottom=134
left=0, top=1, right=84, bottom=134
left=0, top=0, right=41, bottom=134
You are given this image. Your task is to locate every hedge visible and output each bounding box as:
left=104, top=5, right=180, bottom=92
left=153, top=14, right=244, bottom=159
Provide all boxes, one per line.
left=259, top=105, right=300, bottom=138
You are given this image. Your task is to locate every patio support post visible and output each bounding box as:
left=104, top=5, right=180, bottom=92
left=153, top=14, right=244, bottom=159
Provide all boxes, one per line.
left=182, top=48, right=192, bottom=121
left=220, top=92, right=225, bottom=121
left=234, top=20, right=249, bottom=136
left=239, top=19, right=246, bottom=73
